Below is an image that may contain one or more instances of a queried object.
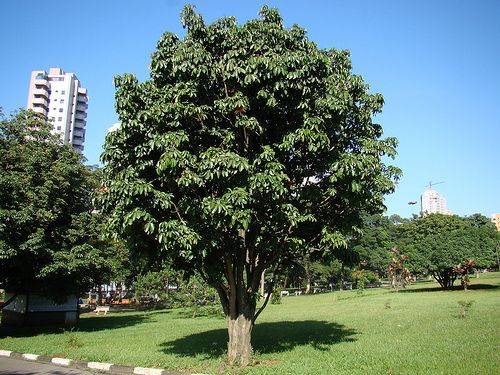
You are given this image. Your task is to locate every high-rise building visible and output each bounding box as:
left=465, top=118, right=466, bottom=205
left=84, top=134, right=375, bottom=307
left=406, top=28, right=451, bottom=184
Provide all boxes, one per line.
left=491, top=213, right=500, bottom=231
left=27, top=67, right=88, bottom=153
left=421, top=188, right=452, bottom=215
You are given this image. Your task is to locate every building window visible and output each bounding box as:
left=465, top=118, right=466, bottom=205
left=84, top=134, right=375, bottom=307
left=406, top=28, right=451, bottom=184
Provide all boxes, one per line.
left=60, top=99, right=64, bottom=103
left=59, top=108, right=63, bottom=112
left=61, top=90, right=66, bottom=95
left=58, top=117, right=63, bottom=121
left=56, top=126, right=61, bottom=131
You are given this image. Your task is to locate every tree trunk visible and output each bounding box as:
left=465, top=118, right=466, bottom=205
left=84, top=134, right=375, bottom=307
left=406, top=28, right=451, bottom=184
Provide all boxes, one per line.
left=433, top=269, right=456, bottom=289
left=97, top=284, right=102, bottom=306
left=260, top=269, right=265, bottom=300
left=227, top=310, right=255, bottom=366
left=340, top=263, right=345, bottom=287
left=215, top=252, right=260, bottom=367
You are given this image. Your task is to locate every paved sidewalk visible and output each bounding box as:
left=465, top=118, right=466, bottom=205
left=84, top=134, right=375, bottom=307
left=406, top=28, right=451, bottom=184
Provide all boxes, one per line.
left=0, top=350, right=196, bottom=375
left=0, top=355, right=92, bottom=374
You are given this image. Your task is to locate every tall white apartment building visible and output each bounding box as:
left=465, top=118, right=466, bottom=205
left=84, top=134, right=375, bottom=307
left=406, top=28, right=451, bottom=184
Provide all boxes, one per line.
left=27, top=67, right=88, bottom=153
left=491, top=214, right=500, bottom=231
left=421, top=188, right=453, bottom=216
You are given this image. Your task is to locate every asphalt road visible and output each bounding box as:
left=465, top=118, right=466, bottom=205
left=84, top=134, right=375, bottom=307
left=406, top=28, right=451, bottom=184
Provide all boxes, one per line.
left=0, top=356, right=93, bottom=375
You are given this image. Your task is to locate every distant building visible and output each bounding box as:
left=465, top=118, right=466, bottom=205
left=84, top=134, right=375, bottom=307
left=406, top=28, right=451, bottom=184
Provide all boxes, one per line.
left=421, top=188, right=453, bottom=215
left=492, top=213, right=500, bottom=231
left=27, top=67, right=88, bottom=153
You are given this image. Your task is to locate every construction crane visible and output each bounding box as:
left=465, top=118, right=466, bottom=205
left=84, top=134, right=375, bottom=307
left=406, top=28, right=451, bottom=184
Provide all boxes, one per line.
left=425, top=181, right=445, bottom=190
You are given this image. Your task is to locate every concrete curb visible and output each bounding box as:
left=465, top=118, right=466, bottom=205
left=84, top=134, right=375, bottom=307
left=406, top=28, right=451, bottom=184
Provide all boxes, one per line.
left=0, top=349, right=206, bottom=375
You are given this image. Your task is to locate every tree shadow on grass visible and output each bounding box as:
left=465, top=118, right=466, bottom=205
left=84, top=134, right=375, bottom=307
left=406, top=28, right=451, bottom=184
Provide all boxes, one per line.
left=0, top=312, right=154, bottom=338
left=160, top=320, right=357, bottom=359
left=399, top=283, right=500, bottom=293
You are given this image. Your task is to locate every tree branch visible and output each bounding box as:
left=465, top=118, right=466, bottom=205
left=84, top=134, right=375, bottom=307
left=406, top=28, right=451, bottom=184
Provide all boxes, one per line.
left=215, top=283, right=230, bottom=317
left=225, top=255, right=237, bottom=318
left=253, top=263, right=281, bottom=324
left=171, top=201, right=185, bottom=223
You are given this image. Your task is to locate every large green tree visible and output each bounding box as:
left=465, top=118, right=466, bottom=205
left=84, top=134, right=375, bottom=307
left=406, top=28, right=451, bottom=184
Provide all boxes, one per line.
left=349, top=214, right=398, bottom=276
left=0, top=110, right=123, bottom=301
left=99, top=6, right=400, bottom=365
left=398, top=214, right=497, bottom=288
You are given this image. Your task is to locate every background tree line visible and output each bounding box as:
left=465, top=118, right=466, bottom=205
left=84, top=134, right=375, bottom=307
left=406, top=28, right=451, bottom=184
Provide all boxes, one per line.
left=280, top=212, right=499, bottom=291
left=1, top=109, right=497, bottom=306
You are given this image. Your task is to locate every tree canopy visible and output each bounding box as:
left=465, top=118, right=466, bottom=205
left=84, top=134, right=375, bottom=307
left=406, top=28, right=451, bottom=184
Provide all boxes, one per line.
left=348, top=214, right=398, bottom=276
left=0, top=110, right=124, bottom=300
left=397, top=214, right=497, bottom=288
left=99, top=5, right=400, bottom=365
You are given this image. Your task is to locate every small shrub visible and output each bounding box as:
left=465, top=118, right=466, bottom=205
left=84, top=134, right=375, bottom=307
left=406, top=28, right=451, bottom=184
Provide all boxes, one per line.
left=356, top=278, right=365, bottom=294
left=457, top=300, right=474, bottom=318
left=351, top=270, right=368, bottom=294
left=271, top=288, right=282, bottom=304
left=180, top=304, right=224, bottom=319
left=63, top=327, right=82, bottom=349
left=388, top=247, right=412, bottom=291
left=133, top=271, right=219, bottom=313
left=454, top=259, right=475, bottom=291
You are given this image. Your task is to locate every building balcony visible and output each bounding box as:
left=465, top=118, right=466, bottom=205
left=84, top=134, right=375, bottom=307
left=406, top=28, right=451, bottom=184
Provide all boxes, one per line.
left=75, top=111, right=86, bottom=121
left=77, top=94, right=88, bottom=103
left=34, top=78, right=49, bottom=88
left=74, top=118, right=85, bottom=128
left=76, top=103, right=87, bottom=112
left=72, top=137, right=84, bottom=146
left=32, top=97, right=48, bottom=107
left=32, top=106, right=47, bottom=115
left=33, top=88, right=49, bottom=98
left=73, top=129, right=85, bottom=138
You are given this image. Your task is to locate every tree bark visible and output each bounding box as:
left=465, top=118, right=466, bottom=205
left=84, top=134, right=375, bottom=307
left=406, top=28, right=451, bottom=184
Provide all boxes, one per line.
left=217, top=250, right=260, bottom=367
left=227, top=305, right=255, bottom=366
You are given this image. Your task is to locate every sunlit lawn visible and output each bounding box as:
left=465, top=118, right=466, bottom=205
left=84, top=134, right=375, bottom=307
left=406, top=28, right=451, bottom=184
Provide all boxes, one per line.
left=1, top=273, right=499, bottom=374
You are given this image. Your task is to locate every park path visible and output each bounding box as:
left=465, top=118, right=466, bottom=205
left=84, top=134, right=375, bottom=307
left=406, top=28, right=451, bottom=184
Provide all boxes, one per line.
left=0, top=355, right=93, bottom=375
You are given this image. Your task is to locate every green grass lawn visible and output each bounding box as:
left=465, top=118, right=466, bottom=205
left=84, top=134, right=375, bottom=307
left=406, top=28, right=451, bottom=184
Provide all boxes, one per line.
left=1, top=273, right=499, bottom=374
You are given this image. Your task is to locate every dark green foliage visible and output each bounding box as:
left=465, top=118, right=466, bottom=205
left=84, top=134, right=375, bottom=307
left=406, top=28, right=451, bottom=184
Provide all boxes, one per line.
left=337, top=213, right=497, bottom=290
left=98, top=5, right=400, bottom=364
left=132, top=268, right=180, bottom=304
left=397, top=214, right=497, bottom=288
left=99, top=3, right=399, bottom=306
left=287, top=254, right=340, bottom=293
left=348, top=214, right=397, bottom=276
left=270, top=290, right=282, bottom=305
left=133, top=269, right=222, bottom=318
left=0, top=110, right=126, bottom=299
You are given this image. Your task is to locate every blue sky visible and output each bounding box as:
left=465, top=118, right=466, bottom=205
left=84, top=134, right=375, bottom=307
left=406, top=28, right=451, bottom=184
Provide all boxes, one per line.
left=1, top=0, right=499, bottom=218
